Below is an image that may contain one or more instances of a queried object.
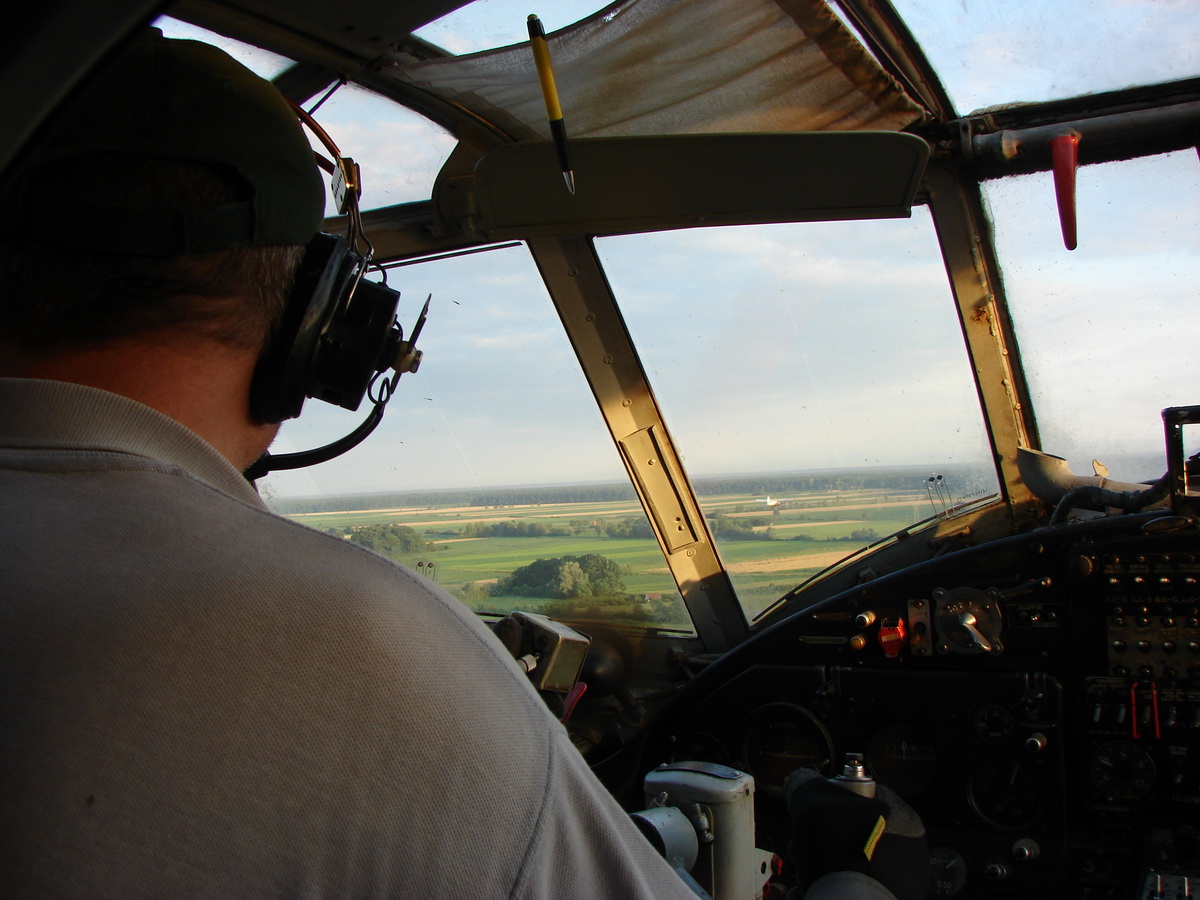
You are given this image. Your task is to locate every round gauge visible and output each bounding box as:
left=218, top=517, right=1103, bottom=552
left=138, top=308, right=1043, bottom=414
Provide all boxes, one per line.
left=866, top=720, right=938, bottom=795
left=967, top=755, right=1047, bottom=830
left=1090, top=740, right=1156, bottom=802
left=669, top=732, right=731, bottom=767
left=928, top=843, right=969, bottom=898
left=973, top=704, right=1016, bottom=743
left=739, top=703, right=834, bottom=799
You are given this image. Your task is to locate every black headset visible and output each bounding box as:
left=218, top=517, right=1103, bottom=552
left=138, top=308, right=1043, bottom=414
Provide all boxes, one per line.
left=244, top=103, right=427, bottom=480
left=250, top=233, right=403, bottom=424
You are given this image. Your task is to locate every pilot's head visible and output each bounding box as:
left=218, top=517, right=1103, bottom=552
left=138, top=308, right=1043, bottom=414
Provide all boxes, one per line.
left=0, top=27, right=324, bottom=355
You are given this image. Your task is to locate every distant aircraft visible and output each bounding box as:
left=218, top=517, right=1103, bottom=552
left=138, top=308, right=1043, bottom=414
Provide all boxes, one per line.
left=755, top=496, right=789, bottom=507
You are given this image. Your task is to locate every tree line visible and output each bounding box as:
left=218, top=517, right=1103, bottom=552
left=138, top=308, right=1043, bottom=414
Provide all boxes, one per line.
left=460, top=516, right=655, bottom=540
left=270, top=464, right=992, bottom=516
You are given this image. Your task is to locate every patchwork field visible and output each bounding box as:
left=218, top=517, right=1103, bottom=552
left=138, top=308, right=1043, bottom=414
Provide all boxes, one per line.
left=280, top=485, right=939, bottom=625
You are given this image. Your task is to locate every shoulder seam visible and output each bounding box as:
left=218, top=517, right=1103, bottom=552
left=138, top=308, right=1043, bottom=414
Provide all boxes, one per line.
left=507, top=722, right=557, bottom=899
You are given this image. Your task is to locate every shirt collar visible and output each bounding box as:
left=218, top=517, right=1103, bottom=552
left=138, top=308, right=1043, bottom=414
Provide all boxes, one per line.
left=0, top=378, right=265, bottom=507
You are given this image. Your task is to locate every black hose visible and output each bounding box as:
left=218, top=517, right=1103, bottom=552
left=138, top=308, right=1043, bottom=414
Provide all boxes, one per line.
left=1049, top=475, right=1170, bottom=524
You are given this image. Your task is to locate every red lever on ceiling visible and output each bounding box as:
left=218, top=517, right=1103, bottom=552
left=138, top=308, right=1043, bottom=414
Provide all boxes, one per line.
left=1050, top=132, right=1080, bottom=250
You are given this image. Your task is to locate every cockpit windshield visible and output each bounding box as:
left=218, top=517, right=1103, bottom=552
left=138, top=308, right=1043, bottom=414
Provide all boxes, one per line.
left=596, top=211, right=999, bottom=618
left=262, top=242, right=694, bottom=633
left=146, top=0, right=1199, bottom=638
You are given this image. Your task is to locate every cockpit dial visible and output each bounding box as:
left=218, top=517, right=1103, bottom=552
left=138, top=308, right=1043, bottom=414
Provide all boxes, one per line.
left=739, top=702, right=835, bottom=798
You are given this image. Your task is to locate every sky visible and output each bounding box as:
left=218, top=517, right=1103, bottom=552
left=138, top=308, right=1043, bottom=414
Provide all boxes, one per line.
left=888, top=0, right=1199, bottom=114
left=159, top=3, right=1200, bottom=500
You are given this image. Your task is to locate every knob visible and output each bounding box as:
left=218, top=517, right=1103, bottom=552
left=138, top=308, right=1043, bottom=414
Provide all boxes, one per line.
left=1012, top=839, right=1040, bottom=861
left=1025, top=733, right=1048, bottom=753
left=830, top=753, right=876, bottom=799
left=854, top=610, right=877, bottom=627
left=985, top=861, right=1010, bottom=881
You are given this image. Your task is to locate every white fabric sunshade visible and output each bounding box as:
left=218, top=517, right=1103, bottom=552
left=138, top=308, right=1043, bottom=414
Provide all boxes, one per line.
left=390, top=0, right=927, bottom=141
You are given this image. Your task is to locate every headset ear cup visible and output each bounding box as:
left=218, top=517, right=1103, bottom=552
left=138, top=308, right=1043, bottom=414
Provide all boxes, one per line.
left=250, top=233, right=352, bottom=423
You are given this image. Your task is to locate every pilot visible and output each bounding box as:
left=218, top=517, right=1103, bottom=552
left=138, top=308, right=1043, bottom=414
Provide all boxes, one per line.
left=0, top=28, right=923, bottom=900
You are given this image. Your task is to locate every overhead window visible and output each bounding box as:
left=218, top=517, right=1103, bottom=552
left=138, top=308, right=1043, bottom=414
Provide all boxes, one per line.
left=157, top=17, right=456, bottom=212
left=889, top=0, right=1200, bottom=113
left=296, top=84, right=456, bottom=212
left=414, top=0, right=611, bottom=54
left=155, top=17, right=293, bottom=79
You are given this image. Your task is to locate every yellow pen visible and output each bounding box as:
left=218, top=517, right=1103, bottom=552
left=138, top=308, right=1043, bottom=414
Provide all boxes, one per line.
left=527, top=14, right=575, bottom=194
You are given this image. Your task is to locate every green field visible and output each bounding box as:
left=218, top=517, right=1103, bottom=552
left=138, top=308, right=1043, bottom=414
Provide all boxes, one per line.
left=281, top=486, right=936, bottom=625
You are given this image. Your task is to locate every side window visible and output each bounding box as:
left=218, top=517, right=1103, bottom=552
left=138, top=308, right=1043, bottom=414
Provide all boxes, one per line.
left=984, top=150, right=1200, bottom=482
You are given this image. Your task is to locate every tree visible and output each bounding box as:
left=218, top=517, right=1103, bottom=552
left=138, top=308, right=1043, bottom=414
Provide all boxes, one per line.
left=555, top=560, right=591, bottom=598
left=492, top=554, right=627, bottom=600
left=346, top=523, right=433, bottom=556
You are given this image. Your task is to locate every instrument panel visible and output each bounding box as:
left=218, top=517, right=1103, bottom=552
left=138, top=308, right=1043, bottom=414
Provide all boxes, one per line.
left=635, top=514, right=1200, bottom=899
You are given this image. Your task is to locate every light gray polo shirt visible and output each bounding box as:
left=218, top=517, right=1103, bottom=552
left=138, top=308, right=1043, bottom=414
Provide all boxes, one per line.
left=0, top=377, right=703, bottom=899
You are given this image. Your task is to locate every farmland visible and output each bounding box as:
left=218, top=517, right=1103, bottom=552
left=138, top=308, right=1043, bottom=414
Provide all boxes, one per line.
left=273, top=468, right=991, bottom=628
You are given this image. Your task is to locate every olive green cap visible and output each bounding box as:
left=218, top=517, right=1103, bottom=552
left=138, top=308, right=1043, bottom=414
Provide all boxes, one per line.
left=7, top=27, right=325, bottom=254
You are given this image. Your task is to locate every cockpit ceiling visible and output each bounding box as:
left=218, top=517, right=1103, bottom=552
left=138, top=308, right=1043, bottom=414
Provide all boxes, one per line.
left=181, top=0, right=927, bottom=141
left=391, top=0, right=926, bottom=140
